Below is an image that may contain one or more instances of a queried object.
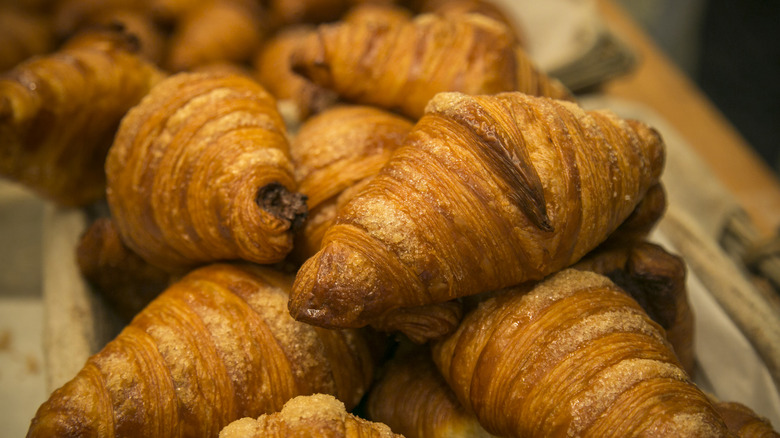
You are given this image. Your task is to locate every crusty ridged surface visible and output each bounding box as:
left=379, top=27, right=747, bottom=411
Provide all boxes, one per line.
left=106, top=71, right=305, bottom=273
left=416, top=0, right=524, bottom=44
left=253, top=25, right=337, bottom=122
left=290, top=91, right=665, bottom=328
left=27, top=263, right=375, bottom=438
left=166, top=0, right=266, bottom=72
left=370, top=300, right=463, bottom=344
left=432, top=269, right=729, bottom=437
left=573, top=240, right=695, bottom=376
left=713, top=400, right=780, bottom=437
left=367, top=346, right=495, bottom=438
left=288, top=104, right=461, bottom=342
left=290, top=13, right=520, bottom=119
left=0, top=29, right=164, bottom=207
left=290, top=104, right=413, bottom=262
left=76, top=216, right=172, bottom=321
left=219, top=393, right=402, bottom=437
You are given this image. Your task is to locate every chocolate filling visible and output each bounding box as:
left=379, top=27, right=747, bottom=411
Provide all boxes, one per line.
left=256, top=182, right=308, bottom=232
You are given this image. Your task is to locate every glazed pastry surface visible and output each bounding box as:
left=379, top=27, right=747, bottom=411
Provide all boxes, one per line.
left=290, top=91, right=665, bottom=328
left=27, top=263, right=375, bottom=437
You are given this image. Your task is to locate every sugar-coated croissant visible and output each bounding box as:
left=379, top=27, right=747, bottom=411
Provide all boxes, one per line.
left=432, top=269, right=729, bottom=437
left=713, top=400, right=780, bottom=437
left=573, top=240, right=695, bottom=376
left=106, top=70, right=307, bottom=273
left=27, top=263, right=375, bottom=437
left=76, top=216, right=173, bottom=321
left=253, top=25, right=337, bottom=123
left=288, top=104, right=462, bottom=342
left=290, top=104, right=413, bottom=262
left=166, top=0, right=266, bottom=72
left=0, top=28, right=164, bottom=207
left=367, top=345, right=494, bottom=438
left=291, top=12, right=567, bottom=120
left=219, top=393, right=403, bottom=437
left=290, top=92, right=665, bottom=328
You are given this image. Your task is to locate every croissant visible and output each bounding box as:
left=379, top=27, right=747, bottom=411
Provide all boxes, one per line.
left=367, top=344, right=494, bottom=438
left=290, top=12, right=569, bottom=120
left=105, top=70, right=307, bottom=273
left=290, top=104, right=413, bottom=262
left=219, top=393, right=402, bottom=437
left=0, top=28, right=164, bottom=207
left=166, top=0, right=266, bottom=72
left=290, top=91, right=665, bottom=328
left=713, top=400, right=780, bottom=437
left=572, top=239, right=695, bottom=376
left=432, top=269, right=729, bottom=437
left=414, top=0, right=525, bottom=45
left=76, top=216, right=172, bottom=321
left=27, top=263, right=375, bottom=437
left=252, top=25, right=338, bottom=123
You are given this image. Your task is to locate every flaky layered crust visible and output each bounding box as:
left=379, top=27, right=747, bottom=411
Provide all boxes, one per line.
left=27, top=264, right=375, bottom=437
left=290, top=91, right=665, bottom=328
left=432, top=269, right=729, bottom=437
left=220, top=394, right=402, bottom=438
left=573, top=240, right=695, bottom=376
left=291, top=13, right=523, bottom=119
left=106, top=71, right=306, bottom=273
left=0, top=29, right=164, bottom=206
left=367, top=346, right=494, bottom=438
left=290, top=104, right=413, bottom=262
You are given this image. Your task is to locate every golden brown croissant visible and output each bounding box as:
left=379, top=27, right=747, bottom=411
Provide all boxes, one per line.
left=367, top=345, right=494, bottom=438
left=252, top=25, right=338, bottom=123
left=572, top=239, right=695, bottom=376
left=76, top=216, right=173, bottom=321
left=219, top=393, right=403, bottom=437
left=0, top=28, right=164, bottom=207
left=290, top=12, right=557, bottom=119
left=105, top=70, right=307, bottom=273
left=713, top=400, right=780, bottom=437
left=414, top=0, right=525, bottom=46
left=432, top=269, right=730, bottom=437
left=289, top=104, right=413, bottom=262
left=27, top=263, right=375, bottom=437
left=290, top=91, right=665, bottom=328
left=288, top=104, right=463, bottom=342
left=166, top=0, right=266, bottom=72
left=0, top=6, right=53, bottom=72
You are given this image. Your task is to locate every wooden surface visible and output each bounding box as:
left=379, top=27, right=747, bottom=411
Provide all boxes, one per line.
left=596, top=0, right=780, bottom=237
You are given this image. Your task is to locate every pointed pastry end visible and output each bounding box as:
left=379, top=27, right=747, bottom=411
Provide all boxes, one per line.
left=288, top=241, right=388, bottom=329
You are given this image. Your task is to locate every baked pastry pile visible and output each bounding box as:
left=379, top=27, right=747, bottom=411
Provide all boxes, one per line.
left=3, top=0, right=777, bottom=437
